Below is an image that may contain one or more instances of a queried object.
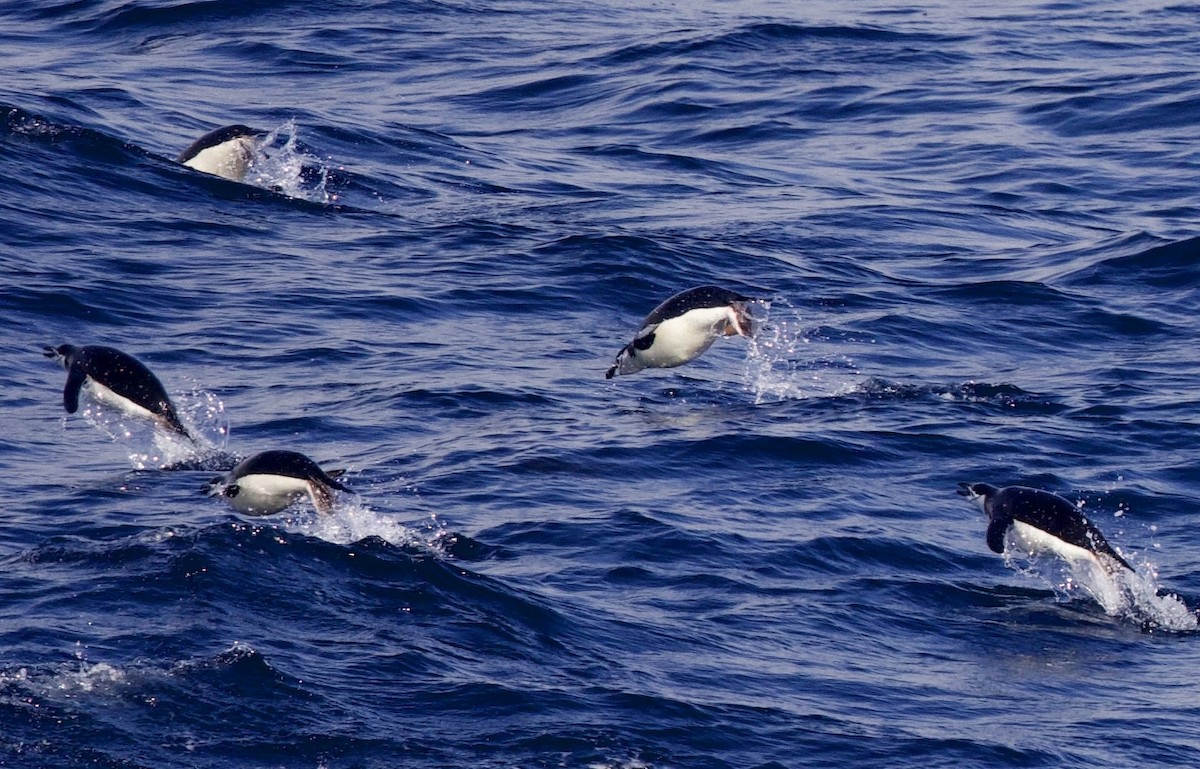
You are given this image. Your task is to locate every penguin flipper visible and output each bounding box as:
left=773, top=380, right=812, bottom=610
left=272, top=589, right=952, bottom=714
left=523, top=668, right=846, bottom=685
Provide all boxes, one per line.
left=63, top=365, right=87, bottom=413
left=985, top=519, right=1009, bottom=554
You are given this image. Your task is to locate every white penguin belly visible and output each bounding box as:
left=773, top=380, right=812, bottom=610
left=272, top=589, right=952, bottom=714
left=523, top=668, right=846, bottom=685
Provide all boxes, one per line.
left=86, top=379, right=158, bottom=421
left=638, top=306, right=731, bottom=369
left=1007, top=520, right=1097, bottom=566
left=182, top=138, right=255, bottom=181
left=228, top=473, right=311, bottom=515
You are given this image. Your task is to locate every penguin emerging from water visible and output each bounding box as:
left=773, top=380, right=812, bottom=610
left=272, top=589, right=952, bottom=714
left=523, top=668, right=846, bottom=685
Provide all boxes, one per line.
left=957, top=482, right=1134, bottom=574
left=605, top=285, right=755, bottom=379
left=44, top=344, right=195, bottom=442
left=205, top=450, right=352, bottom=515
left=177, top=124, right=267, bottom=182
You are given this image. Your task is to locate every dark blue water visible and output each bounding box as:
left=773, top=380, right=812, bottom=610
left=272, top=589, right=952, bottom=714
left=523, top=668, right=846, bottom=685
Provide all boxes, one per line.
left=4, top=1, right=1200, bottom=767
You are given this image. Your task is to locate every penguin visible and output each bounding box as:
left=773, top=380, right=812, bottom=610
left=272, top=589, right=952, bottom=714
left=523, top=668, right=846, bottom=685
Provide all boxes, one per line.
left=957, top=482, right=1134, bottom=573
left=44, top=344, right=194, bottom=442
left=606, top=285, right=755, bottom=379
left=177, top=124, right=267, bottom=181
left=205, top=450, right=352, bottom=515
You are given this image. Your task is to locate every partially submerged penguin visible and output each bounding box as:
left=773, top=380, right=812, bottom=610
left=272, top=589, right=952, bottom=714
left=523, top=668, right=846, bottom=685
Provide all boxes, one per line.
left=44, top=344, right=195, bottom=442
left=177, top=124, right=267, bottom=182
left=957, top=482, right=1134, bottom=574
left=205, top=450, right=352, bottom=515
left=606, top=285, right=755, bottom=379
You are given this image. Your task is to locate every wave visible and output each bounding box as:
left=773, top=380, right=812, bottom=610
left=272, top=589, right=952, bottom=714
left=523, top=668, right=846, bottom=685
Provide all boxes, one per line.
left=3, top=103, right=353, bottom=208
left=1066, top=234, right=1200, bottom=290
left=598, top=21, right=967, bottom=71
left=740, top=297, right=1066, bottom=411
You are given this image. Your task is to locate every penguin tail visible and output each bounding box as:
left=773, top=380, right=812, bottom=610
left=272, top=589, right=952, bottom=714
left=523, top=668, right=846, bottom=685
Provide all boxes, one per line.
left=1087, top=528, right=1136, bottom=573
left=1100, top=547, right=1136, bottom=574
left=323, top=468, right=353, bottom=493
left=158, top=410, right=198, bottom=444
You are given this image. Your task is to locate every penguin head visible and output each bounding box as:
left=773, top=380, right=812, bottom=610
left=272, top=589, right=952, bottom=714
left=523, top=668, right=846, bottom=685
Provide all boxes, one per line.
left=42, top=344, right=75, bottom=368
left=606, top=333, right=655, bottom=379
left=605, top=345, right=636, bottom=379
left=957, top=482, right=998, bottom=513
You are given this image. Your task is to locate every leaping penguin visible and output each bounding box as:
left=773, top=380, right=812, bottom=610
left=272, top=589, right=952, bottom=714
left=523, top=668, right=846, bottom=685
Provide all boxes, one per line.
left=177, top=124, right=267, bottom=182
left=606, top=285, right=755, bottom=379
left=205, top=450, right=352, bottom=515
left=44, top=344, right=195, bottom=442
left=957, top=482, right=1134, bottom=574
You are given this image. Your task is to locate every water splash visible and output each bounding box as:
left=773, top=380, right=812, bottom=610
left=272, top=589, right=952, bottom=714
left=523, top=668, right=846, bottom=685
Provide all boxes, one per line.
left=1005, top=549, right=1198, bottom=633
left=74, top=386, right=230, bottom=470
left=281, top=497, right=450, bottom=555
left=1119, top=564, right=1199, bottom=633
left=742, top=297, right=860, bottom=404
left=0, top=643, right=130, bottom=702
left=181, top=388, right=229, bottom=439
left=243, top=119, right=338, bottom=204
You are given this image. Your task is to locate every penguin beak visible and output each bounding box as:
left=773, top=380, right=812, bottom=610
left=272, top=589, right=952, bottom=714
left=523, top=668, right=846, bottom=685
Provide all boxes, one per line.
left=606, top=343, right=634, bottom=379
left=957, top=482, right=989, bottom=514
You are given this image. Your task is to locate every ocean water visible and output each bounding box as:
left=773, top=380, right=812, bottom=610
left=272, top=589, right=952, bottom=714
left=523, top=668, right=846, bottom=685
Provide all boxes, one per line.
left=3, top=0, right=1200, bottom=766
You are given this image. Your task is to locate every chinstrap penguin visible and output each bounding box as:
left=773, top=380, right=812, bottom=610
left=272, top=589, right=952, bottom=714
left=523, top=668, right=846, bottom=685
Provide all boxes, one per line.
left=205, top=449, right=352, bottom=515
left=606, top=285, right=755, bottom=379
left=44, top=344, right=195, bottom=442
left=957, top=482, right=1134, bottom=573
left=177, top=124, right=267, bottom=182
